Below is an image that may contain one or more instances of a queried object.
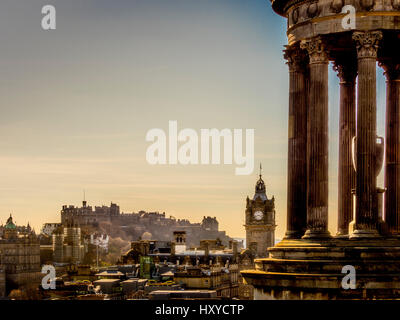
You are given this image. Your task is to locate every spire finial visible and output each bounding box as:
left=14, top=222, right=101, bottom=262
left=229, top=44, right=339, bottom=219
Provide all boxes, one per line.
left=259, top=163, right=262, bottom=179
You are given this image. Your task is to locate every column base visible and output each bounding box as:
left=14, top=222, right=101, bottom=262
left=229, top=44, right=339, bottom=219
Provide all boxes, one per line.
left=302, top=229, right=331, bottom=239
left=284, top=230, right=305, bottom=240
left=386, top=233, right=400, bottom=240
left=349, top=229, right=381, bottom=239
left=335, top=232, right=349, bottom=239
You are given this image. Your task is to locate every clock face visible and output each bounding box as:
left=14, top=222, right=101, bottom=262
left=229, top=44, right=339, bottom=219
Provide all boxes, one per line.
left=253, top=210, right=263, bottom=221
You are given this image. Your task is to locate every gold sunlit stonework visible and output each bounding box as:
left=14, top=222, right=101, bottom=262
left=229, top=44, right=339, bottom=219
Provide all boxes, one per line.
left=241, top=0, right=400, bottom=299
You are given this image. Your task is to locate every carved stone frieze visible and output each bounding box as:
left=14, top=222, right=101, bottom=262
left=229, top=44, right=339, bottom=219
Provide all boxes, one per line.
left=292, top=7, right=299, bottom=24
left=360, top=0, right=375, bottom=10
left=285, top=0, right=400, bottom=30
left=307, top=2, right=320, bottom=18
left=330, top=0, right=344, bottom=13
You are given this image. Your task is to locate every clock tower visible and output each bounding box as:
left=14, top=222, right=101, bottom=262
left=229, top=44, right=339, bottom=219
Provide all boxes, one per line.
left=244, top=166, right=276, bottom=258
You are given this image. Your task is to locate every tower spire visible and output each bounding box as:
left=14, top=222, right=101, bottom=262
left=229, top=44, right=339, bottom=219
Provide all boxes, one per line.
left=259, top=163, right=262, bottom=179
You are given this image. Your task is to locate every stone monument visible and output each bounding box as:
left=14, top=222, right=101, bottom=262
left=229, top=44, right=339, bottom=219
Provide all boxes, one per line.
left=241, top=0, right=400, bottom=299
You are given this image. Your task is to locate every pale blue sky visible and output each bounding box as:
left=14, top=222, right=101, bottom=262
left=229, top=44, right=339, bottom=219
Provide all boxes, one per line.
left=0, top=0, right=387, bottom=238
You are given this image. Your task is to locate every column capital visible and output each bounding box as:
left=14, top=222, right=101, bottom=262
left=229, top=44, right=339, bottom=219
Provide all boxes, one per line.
left=300, top=37, right=329, bottom=64
left=379, top=59, right=400, bottom=81
left=333, top=61, right=358, bottom=83
left=284, top=45, right=308, bottom=72
left=352, top=31, right=383, bottom=59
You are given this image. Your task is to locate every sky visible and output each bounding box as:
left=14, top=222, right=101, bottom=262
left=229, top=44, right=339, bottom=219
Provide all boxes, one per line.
left=0, top=0, right=387, bottom=239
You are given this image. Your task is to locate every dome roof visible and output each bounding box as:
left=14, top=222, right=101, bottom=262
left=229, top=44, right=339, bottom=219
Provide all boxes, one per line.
left=253, top=176, right=268, bottom=201
left=5, top=214, right=16, bottom=230
left=141, top=232, right=152, bottom=240
left=270, top=0, right=288, bottom=16
left=253, top=164, right=268, bottom=201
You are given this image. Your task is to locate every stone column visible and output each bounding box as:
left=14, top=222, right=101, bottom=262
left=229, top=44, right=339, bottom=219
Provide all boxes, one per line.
left=381, top=60, right=400, bottom=235
left=351, top=31, right=383, bottom=238
left=333, top=61, right=357, bottom=236
left=283, top=46, right=308, bottom=239
left=300, top=37, right=331, bottom=239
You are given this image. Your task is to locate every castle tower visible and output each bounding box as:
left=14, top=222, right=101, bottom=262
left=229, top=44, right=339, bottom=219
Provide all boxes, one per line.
left=173, top=231, right=187, bottom=255
left=71, top=225, right=81, bottom=263
left=244, top=166, right=276, bottom=258
left=62, top=223, right=82, bottom=263
left=201, top=216, right=219, bottom=231
left=173, top=231, right=186, bottom=244
left=52, top=227, right=64, bottom=263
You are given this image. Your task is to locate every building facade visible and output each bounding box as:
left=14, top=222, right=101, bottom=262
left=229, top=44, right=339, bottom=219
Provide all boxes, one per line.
left=41, top=223, right=61, bottom=237
left=52, top=224, right=85, bottom=264
left=0, top=267, right=5, bottom=297
left=174, top=265, right=239, bottom=299
left=0, top=215, right=41, bottom=296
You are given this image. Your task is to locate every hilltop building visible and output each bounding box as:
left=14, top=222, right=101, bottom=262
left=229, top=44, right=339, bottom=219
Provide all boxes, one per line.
left=59, top=201, right=232, bottom=247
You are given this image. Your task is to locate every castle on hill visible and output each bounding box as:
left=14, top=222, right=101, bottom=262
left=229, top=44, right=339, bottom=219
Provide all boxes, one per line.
left=56, top=201, right=232, bottom=247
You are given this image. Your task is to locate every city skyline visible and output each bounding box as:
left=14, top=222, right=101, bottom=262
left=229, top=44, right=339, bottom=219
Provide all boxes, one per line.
left=0, top=0, right=389, bottom=239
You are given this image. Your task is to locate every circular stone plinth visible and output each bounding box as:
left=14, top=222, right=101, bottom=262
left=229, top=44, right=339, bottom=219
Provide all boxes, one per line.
left=241, top=238, right=400, bottom=299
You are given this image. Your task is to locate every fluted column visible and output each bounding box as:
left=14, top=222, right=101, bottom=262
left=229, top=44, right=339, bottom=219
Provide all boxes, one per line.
left=351, top=31, right=383, bottom=238
left=300, top=37, right=331, bottom=239
left=333, top=61, right=357, bottom=236
left=283, top=46, right=308, bottom=239
left=382, top=60, right=400, bottom=235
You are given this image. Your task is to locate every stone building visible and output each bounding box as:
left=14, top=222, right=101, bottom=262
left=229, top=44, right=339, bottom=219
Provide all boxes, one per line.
left=52, top=224, right=85, bottom=264
left=201, top=216, right=219, bottom=232
left=242, top=0, right=400, bottom=299
left=174, top=264, right=239, bottom=299
left=41, top=223, right=61, bottom=237
left=120, top=231, right=240, bottom=267
left=244, top=169, right=276, bottom=258
left=0, top=215, right=41, bottom=295
left=0, top=267, right=5, bottom=298
left=58, top=201, right=232, bottom=247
